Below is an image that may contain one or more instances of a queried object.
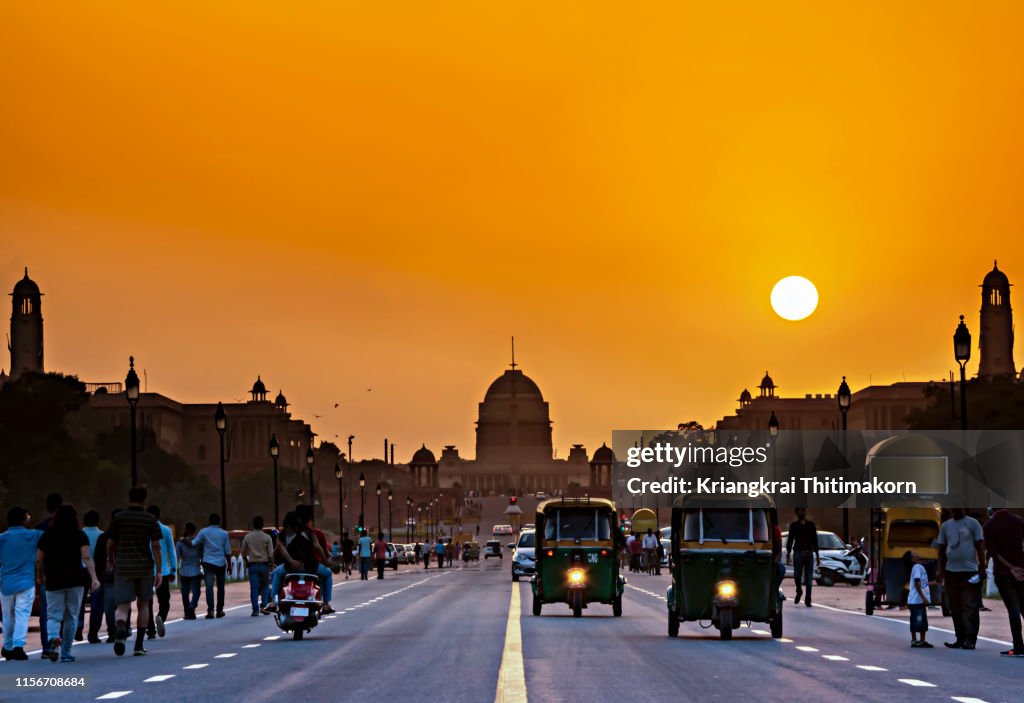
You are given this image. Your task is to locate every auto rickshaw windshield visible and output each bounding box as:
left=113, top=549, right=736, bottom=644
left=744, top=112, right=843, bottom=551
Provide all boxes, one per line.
left=543, top=508, right=612, bottom=541
left=887, top=520, right=939, bottom=549
left=683, top=508, right=769, bottom=542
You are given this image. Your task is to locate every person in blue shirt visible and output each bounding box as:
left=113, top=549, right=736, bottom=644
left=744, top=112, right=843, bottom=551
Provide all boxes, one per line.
left=191, top=513, right=230, bottom=618
left=0, top=506, right=43, bottom=660
left=357, top=531, right=373, bottom=580
left=145, top=506, right=178, bottom=638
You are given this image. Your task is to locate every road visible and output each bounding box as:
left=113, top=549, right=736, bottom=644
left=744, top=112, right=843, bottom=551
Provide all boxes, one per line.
left=2, top=560, right=1019, bottom=703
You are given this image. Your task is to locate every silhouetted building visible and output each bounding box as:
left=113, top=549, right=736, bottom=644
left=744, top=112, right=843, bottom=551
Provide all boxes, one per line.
left=979, top=261, right=1016, bottom=379
left=6, top=268, right=44, bottom=380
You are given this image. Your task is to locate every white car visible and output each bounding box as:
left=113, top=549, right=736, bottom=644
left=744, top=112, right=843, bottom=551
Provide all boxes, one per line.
left=511, top=530, right=536, bottom=581
left=782, top=530, right=848, bottom=583
left=394, top=543, right=408, bottom=564
left=483, top=540, right=503, bottom=559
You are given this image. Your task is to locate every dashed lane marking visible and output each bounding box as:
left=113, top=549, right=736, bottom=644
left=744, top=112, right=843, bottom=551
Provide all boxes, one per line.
left=214, top=653, right=237, bottom=659
left=242, top=644, right=261, bottom=648
left=822, top=655, right=849, bottom=661
left=856, top=665, right=887, bottom=672
left=796, top=646, right=819, bottom=652
left=143, top=675, right=176, bottom=683
left=777, top=638, right=793, bottom=643
left=951, top=697, right=990, bottom=703
left=263, top=635, right=281, bottom=641
left=96, top=692, right=133, bottom=700
left=183, top=664, right=209, bottom=670
left=898, top=679, right=936, bottom=687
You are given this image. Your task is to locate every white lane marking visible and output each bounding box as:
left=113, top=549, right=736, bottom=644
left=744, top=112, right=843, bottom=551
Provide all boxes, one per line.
left=144, top=675, right=175, bottom=683
left=951, top=698, right=990, bottom=703
left=495, top=584, right=527, bottom=703
left=777, top=638, right=793, bottom=643
left=263, top=635, right=281, bottom=641
left=242, top=644, right=261, bottom=648
left=811, top=602, right=1013, bottom=647
left=822, top=655, right=849, bottom=661
left=857, top=665, right=887, bottom=672
left=898, top=679, right=936, bottom=687
left=796, top=646, right=819, bottom=652
left=750, top=629, right=770, bottom=635
left=96, top=693, right=133, bottom=700
left=183, top=664, right=209, bottom=670
left=214, top=653, right=237, bottom=659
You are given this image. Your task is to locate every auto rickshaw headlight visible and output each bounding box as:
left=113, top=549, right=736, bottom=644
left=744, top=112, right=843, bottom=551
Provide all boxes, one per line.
left=716, top=580, right=737, bottom=599
left=568, top=568, right=586, bottom=585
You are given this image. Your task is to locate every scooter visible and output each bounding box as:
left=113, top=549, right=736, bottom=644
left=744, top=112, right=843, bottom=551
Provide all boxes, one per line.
left=274, top=572, right=323, bottom=640
left=817, top=542, right=867, bottom=587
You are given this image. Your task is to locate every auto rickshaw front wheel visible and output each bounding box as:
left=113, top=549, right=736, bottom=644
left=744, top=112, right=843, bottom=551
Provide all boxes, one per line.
left=532, top=595, right=542, bottom=616
left=612, top=596, right=622, bottom=617
left=570, top=591, right=583, bottom=618
left=667, top=610, right=679, bottom=638
left=770, top=608, right=783, bottom=638
left=864, top=590, right=874, bottom=615
left=718, top=608, right=733, bottom=640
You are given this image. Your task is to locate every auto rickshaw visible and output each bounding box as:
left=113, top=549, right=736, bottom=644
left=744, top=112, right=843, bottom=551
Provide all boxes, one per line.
left=865, top=502, right=943, bottom=615
left=667, top=494, right=783, bottom=640
left=530, top=497, right=625, bottom=618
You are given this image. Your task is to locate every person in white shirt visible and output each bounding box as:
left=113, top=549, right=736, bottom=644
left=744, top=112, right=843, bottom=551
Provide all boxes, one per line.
left=641, top=529, right=660, bottom=574
left=903, top=550, right=934, bottom=648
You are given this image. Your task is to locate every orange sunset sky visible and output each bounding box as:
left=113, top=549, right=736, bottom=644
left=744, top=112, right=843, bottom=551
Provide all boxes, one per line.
left=2, top=3, right=1023, bottom=459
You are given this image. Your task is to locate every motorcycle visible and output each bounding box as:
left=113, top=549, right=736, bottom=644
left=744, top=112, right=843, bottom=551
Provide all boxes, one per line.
left=274, top=572, right=323, bottom=640
left=817, top=542, right=867, bottom=587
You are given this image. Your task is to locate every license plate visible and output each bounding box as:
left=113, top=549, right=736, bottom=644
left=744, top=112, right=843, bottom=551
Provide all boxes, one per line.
left=291, top=607, right=309, bottom=617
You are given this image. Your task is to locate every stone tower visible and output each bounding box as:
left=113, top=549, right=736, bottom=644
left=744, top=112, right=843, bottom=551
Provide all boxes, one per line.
left=8, top=268, right=44, bottom=379
left=978, top=261, right=1016, bottom=379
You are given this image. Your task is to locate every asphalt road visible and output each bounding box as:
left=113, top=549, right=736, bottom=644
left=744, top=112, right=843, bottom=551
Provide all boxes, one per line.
left=1, top=561, right=1020, bottom=703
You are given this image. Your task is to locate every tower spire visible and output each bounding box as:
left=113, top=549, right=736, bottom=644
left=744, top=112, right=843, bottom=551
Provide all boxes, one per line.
left=510, top=336, right=517, bottom=370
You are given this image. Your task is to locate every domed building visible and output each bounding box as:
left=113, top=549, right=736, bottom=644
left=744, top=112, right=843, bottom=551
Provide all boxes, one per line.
left=7, top=268, right=44, bottom=380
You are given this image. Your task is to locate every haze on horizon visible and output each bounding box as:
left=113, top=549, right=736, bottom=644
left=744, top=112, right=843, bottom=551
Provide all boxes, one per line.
left=2, top=3, right=1023, bottom=459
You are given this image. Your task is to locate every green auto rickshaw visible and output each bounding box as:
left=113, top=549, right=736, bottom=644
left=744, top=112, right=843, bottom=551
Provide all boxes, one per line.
left=530, top=497, right=626, bottom=618
left=667, top=493, right=783, bottom=640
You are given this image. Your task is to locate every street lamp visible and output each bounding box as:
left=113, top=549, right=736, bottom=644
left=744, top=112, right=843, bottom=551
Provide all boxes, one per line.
left=954, top=315, right=971, bottom=432
left=837, top=376, right=852, bottom=542
left=269, top=433, right=280, bottom=528
left=335, top=457, right=345, bottom=535
left=125, top=356, right=140, bottom=489
left=375, top=483, right=382, bottom=535
left=358, top=473, right=366, bottom=532
left=215, top=402, right=227, bottom=528
left=306, top=446, right=316, bottom=513
left=768, top=410, right=779, bottom=482
left=417, top=505, right=423, bottom=541
left=406, top=496, right=413, bottom=542
left=388, top=489, right=393, bottom=541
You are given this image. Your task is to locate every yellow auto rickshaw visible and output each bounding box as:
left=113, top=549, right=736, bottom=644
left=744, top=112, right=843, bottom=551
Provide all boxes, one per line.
left=866, top=501, right=942, bottom=614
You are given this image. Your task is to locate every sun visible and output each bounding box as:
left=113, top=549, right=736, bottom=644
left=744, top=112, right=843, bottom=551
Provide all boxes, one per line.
left=771, top=276, right=818, bottom=321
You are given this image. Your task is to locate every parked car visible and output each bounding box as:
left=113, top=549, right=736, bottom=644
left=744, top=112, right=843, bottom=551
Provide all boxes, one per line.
left=510, top=529, right=536, bottom=581
left=483, top=540, right=503, bottom=559
left=394, top=543, right=408, bottom=564
left=386, top=543, right=399, bottom=570
left=781, top=530, right=855, bottom=584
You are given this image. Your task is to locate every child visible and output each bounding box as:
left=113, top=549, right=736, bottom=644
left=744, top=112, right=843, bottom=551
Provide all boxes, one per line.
left=903, top=550, right=934, bottom=648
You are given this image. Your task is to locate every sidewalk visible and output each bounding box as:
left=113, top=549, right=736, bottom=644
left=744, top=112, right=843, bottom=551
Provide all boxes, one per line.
left=779, top=579, right=1016, bottom=645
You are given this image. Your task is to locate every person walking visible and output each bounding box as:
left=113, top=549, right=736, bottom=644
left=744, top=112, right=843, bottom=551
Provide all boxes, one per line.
left=984, top=507, right=1024, bottom=657
left=904, top=550, right=934, bottom=648
left=193, top=513, right=231, bottom=619
left=145, top=506, right=176, bottom=639
left=414, top=542, right=422, bottom=565
left=627, top=533, right=642, bottom=573
left=241, top=516, right=274, bottom=616
left=36, top=504, right=100, bottom=662
left=374, top=532, right=388, bottom=579
left=435, top=538, right=445, bottom=569
left=423, top=540, right=431, bottom=569
left=80, top=510, right=103, bottom=643
left=107, top=487, right=163, bottom=657
left=357, top=530, right=373, bottom=580
left=35, top=492, right=62, bottom=659
left=642, top=528, right=659, bottom=575
left=786, top=507, right=820, bottom=607
left=340, top=532, right=355, bottom=579
left=0, top=506, right=42, bottom=661
left=92, top=509, right=121, bottom=643
left=454, top=541, right=462, bottom=565
left=936, top=508, right=986, bottom=650
left=175, top=522, right=203, bottom=620
left=445, top=539, right=454, bottom=568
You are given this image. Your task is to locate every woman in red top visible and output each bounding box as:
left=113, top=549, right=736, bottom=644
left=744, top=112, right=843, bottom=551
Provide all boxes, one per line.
left=374, top=534, right=388, bottom=580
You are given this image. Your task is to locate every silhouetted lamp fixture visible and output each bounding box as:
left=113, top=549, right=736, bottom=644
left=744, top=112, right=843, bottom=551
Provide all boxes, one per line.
left=768, top=411, right=779, bottom=439
left=954, top=314, right=971, bottom=432
left=125, top=357, right=140, bottom=488
left=269, top=433, right=280, bottom=528
left=215, top=402, right=228, bottom=527
left=305, top=446, right=316, bottom=510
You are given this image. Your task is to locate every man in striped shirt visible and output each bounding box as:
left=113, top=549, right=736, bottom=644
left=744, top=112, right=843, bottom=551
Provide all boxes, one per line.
left=106, top=487, right=162, bottom=657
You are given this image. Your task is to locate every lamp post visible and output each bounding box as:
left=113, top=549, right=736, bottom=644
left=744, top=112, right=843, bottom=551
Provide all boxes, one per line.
left=837, top=376, right=852, bottom=542
left=358, top=473, right=366, bottom=532
left=125, top=357, right=140, bottom=489
left=954, top=315, right=971, bottom=502
left=768, top=410, right=779, bottom=482
left=269, top=433, right=280, bottom=528
left=306, top=446, right=316, bottom=515
left=334, top=457, right=345, bottom=535
left=406, top=496, right=413, bottom=542
left=388, top=489, right=393, bottom=541
left=375, top=483, right=382, bottom=535
left=417, top=505, right=423, bottom=541
left=215, top=402, right=227, bottom=528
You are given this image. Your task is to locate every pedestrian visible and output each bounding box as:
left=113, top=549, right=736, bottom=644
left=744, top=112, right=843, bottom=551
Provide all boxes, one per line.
left=107, top=487, right=163, bottom=657
left=145, top=505, right=176, bottom=639
left=35, top=492, right=62, bottom=659
left=93, top=509, right=121, bottom=643
left=445, top=539, right=454, bottom=567
left=903, top=550, right=934, bottom=648
left=435, top=538, right=445, bottom=569
left=192, top=513, right=231, bottom=619
left=983, top=507, right=1024, bottom=657
left=936, top=507, right=986, bottom=649
left=295, top=505, right=336, bottom=614
left=241, top=516, right=274, bottom=616
left=331, top=541, right=340, bottom=558
left=642, top=528, right=659, bottom=575
left=628, top=533, right=642, bottom=573
left=340, top=531, right=355, bottom=579
left=423, top=541, right=431, bottom=569
left=36, top=504, right=101, bottom=662
left=374, top=532, right=388, bottom=579
left=786, top=507, right=820, bottom=607
left=414, top=542, right=422, bottom=565
left=175, top=522, right=202, bottom=620
left=78, top=510, right=103, bottom=642
left=0, top=506, right=42, bottom=661
left=357, top=530, right=373, bottom=580
left=454, top=541, right=462, bottom=564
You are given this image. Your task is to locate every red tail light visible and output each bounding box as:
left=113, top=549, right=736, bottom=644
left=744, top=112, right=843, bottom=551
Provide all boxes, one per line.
left=600, top=549, right=608, bottom=557
left=546, top=549, right=554, bottom=557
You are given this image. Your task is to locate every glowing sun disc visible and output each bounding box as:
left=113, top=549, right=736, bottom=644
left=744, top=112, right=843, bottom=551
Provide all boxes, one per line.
left=771, top=276, right=818, bottom=321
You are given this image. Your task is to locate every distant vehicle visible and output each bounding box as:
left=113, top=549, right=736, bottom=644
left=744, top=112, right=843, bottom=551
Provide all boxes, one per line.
left=511, top=530, right=536, bottom=581
left=385, top=543, right=399, bottom=570
left=462, top=541, right=480, bottom=561
left=492, top=524, right=514, bottom=537
left=535, top=492, right=546, bottom=499
left=781, top=531, right=859, bottom=584
left=394, top=544, right=408, bottom=564
left=523, top=523, right=535, bottom=531
left=484, top=540, right=503, bottom=559
left=660, top=538, right=670, bottom=568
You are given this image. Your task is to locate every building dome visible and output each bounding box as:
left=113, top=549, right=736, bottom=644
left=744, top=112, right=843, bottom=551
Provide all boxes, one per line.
left=410, top=444, right=437, bottom=465
left=983, top=260, right=1010, bottom=288
left=739, top=388, right=752, bottom=402
left=484, top=370, right=543, bottom=400
left=12, top=268, right=41, bottom=297
left=759, top=371, right=775, bottom=389
left=592, top=443, right=615, bottom=464
left=274, top=390, right=287, bottom=406
left=251, top=376, right=266, bottom=394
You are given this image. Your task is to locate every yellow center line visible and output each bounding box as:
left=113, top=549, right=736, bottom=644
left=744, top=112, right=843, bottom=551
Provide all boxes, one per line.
left=495, top=582, right=528, bottom=703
